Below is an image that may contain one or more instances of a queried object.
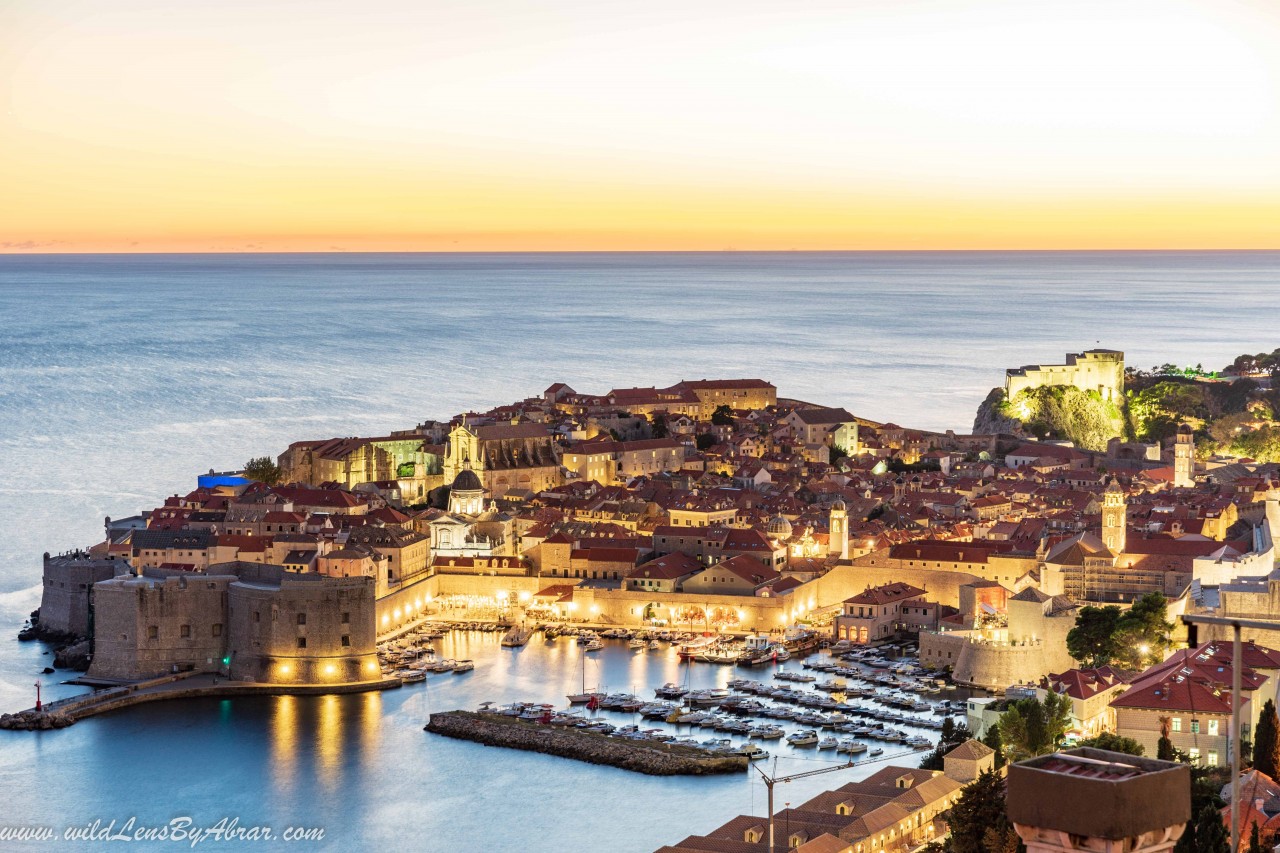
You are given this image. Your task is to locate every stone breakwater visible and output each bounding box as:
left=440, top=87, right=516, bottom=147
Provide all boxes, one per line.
left=426, top=711, right=748, bottom=775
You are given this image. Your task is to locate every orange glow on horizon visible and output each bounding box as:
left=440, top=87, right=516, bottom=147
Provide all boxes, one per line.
left=3, top=0, right=1279, bottom=252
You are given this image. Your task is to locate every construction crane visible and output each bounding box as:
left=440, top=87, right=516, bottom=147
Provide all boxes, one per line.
left=750, top=749, right=919, bottom=851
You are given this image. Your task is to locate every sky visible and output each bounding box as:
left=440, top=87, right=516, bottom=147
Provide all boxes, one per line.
left=2, top=0, right=1279, bottom=252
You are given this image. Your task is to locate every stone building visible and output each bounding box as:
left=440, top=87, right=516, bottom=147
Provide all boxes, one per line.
left=87, top=562, right=379, bottom=685
left=561, top=437, right=686, bottom=485
left=442, top=422, right=561, bottom=498
left=1111, top=640, right=1280, bottom=767
left=943, top=738, right=995, bottom=784
left=1004, top=348, right=1125, bottom=403
left=833, top=582, right=932, bottom=644
left=277, top=434, right=442, bottom=496
left=920, top=586, right=1079, bottom=690
left=38, top=551, right=127, bottom=636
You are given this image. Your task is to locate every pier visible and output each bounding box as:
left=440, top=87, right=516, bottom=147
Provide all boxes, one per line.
left=426, top=710, right=749, bottom=775
left=0, top=671, right=401, bottom=730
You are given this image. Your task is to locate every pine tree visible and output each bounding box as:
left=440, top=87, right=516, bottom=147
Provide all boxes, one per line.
left=1248, top=822, right=1264, bottom=853
left=945, top=770, right=1010, bottom=853
left=1254, top=699, right=1280, bottom=780
left=1158, top=735, right=1176, bottom=762
left=982, top=724, right=1006, bottom=769
left=1192, top=802, right=1229, bottom=853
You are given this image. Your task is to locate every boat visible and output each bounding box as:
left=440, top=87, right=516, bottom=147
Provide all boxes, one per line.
left=846, top=742, right=868, bottom=755
left=429, top=659, right=457, bottom=673
left=786, top=730, right=819, bottom=746
left=870, top=747, right=884, bottom=756
left=734, top=744, right=770, bottom=761
left=655, top=682, right=689, bottom=700
left=395, top=669, right=426, bottom=683
left=577, top=631, right=600, bottom=645
left=629, top=638, right=646, bottom=650
left=648, top=640, right=662, bottom=651
left=817, top=737, right=838, bottom=750
left=567, top=650, right=602, bottom=704
left=582, top=639, right=604, bottom=651
left=452, top=659, right=474, bottom=673
left=501, top=626, right=533, bottom=647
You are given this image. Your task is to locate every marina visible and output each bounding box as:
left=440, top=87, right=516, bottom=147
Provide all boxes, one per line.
left=396, top=620, right=970, bottom=768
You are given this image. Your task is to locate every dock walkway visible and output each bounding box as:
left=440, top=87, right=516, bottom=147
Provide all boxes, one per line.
left=1, top=672, right=401, bottom=730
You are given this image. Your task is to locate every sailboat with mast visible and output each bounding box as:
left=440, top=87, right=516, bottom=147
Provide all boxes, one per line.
left=567, top=650, right=603, bottom=705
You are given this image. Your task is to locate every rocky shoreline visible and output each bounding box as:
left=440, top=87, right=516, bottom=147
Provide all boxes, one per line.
left=0, top=709, right=75, bottom=731
left=425, top=710, right=748, bottom=775
left=18, top=609, right=92, bottom=671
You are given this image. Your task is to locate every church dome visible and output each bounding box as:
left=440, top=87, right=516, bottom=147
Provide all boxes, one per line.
left=831, top=498, right=846, bottom=512
left=767, top=514, right=793, bottom=539
left=451, top=468, right=483, bottom=493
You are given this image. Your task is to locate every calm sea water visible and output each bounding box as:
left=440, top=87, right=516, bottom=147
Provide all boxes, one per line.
left=1, top=251, right=1278, bottom=851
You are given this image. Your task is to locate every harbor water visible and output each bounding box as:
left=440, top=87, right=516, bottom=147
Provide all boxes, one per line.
left=3, top=251, right=1280, bottom=850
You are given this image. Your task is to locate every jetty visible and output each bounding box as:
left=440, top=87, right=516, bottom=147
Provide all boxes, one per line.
left=0, top=671, right=400, bottom=731
left=426, top=710, right=748, bottom=775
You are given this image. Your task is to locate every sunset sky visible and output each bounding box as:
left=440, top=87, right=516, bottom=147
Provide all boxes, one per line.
left=3, top=0, right=1279, bottom=252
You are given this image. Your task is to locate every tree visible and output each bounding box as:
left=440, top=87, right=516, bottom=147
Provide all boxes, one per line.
left=944, top=770, right=1014, bottom=853
left=1254, top=699, right=1280, bottom=780
left=1192, top=802, right=1229, bottom=853
left=243, top=456, right=282, bottom=485
left=996, top=693, right=1072, bottom=762
left=1158, top=735, right=1177, bottom=762
left=1075, top=732, right=1144, bottom=755
left=711, top=404, right=734, bottom=425
left=1067, top=605, right=1123, bottom=667
left=981, top=724, right=1006, bottom=769
left=650, top=414, right=668, bottom=439
left=695, top=433, right=716, bottom=451
left=1112, top=593, right=1173, bottom=670
left=920, top=719, right=972, bottom=770
left=1248, top=822, right=1265, bottom=853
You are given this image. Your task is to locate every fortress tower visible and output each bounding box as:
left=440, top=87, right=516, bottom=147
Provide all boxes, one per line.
left=1173, top=423, right=1194, bottom=488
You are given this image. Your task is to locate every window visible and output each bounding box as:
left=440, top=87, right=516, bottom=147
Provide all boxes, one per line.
left=1171, top=718, right=1182, bottom=733
left=1209, top=720, right=1219, bottom=736
left=212, top=623, right=223, bottom=638
left=1190, top=720, right=1200, bottom=734
left=341, top=635, right=351, bottom=647
left=341, top=612, right=350, bottom=624
left=147, top=625, right=158, bottom=640
left=253, top=611, right=260, bottom=624
left=1189, top=747, right=1200, bottom=763
left=180, top=624, right=190, bottom=639
left=297, top=613, right=307, bottom=626
left=297, top=637, right=307, bottom=649
left=1208, top=751, right=1219, bottom=766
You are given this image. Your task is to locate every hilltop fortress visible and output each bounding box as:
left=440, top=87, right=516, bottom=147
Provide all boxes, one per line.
left=998, top=345, right=1121, bottom=402
left=1004, top=349, right=1125, bottom=403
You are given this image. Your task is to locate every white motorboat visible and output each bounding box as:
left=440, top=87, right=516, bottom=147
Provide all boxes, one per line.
left=786, top=730, right=819, bottom=746
left=735, top=744, right=770, bottom=761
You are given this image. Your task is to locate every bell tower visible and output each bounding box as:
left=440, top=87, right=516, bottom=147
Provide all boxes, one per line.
left=828, top=499, right=848, bottom=560
left=1173, top=423, right=1194, bottom=488
left=1102, top=478, right=1127, bottom=553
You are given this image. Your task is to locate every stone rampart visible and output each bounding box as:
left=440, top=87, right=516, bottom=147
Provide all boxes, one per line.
left=426, top=710, right=747, bottom=775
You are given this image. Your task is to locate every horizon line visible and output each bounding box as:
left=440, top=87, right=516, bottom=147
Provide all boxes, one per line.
left=5, top=247, right=1280, bottom=257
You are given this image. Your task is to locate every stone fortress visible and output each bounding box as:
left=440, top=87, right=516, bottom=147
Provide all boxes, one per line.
left=1004, top=348, right=1125, bottom=403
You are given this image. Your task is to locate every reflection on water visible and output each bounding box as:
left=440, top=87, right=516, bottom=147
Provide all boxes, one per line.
left=2, top=631, right=972, bottom=852
left=271, top=695, right=297, bottom=793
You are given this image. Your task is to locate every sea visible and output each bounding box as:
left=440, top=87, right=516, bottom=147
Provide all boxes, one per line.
left=0, top=250, right=1278, bottom=851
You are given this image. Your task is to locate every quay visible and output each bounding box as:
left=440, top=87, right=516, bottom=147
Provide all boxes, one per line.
left=0, top=671, right=401, bottom=731
left=426, top=710, right=749, bottom=775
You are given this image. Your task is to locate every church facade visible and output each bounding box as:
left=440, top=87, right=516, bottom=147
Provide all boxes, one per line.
left=442, top=422, right=562, bottom=498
